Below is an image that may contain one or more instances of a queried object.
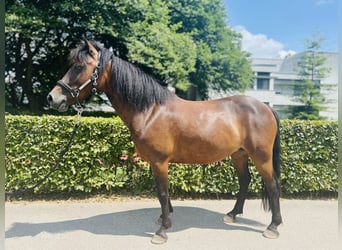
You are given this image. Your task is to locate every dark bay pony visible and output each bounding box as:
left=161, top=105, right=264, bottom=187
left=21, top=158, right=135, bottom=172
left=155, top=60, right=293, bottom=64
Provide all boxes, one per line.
left=47, top=40, right=282, bottom=244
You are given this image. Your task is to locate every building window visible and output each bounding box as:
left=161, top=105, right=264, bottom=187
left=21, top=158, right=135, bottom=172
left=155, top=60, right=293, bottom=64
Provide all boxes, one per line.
left=257, top=78, right=270, bottom=89
left=256, top=72, right=270, bottom=90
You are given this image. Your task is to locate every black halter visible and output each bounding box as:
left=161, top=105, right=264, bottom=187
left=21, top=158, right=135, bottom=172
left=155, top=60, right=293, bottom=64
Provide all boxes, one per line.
left=57, top=51, right=101, bottom=108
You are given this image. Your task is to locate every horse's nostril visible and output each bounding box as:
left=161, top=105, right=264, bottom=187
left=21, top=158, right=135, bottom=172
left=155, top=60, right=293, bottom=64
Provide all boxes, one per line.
left=47, top=94, right=53, bottom=104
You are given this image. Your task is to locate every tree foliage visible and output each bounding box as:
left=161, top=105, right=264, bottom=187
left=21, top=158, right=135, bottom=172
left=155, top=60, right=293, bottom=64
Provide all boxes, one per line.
left=167, top=0, right=252, bottom=99
left=126, top=0, right=197, bottom=91
left=289, top=35, right=331, bottom=120
left=5, top=0, right=252, bottom=112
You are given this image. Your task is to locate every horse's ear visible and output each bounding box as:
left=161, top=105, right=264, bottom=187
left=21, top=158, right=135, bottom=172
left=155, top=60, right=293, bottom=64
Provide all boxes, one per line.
left=83, top=39, right=97, bottom=57
left=82, top=37, right=89, bottom=47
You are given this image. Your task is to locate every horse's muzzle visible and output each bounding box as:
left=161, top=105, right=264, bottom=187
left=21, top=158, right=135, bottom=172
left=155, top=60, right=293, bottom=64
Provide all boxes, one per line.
left=47, top=91, right=69, bottom=112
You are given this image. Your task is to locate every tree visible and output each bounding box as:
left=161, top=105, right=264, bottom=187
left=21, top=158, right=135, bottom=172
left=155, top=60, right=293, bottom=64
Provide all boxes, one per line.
left=289, top=35, right=331, bottom=120
left=5, top=0, right=104, bottom=111
left=167, top=0, right=252, bottom=99
left=5, top=0, right=252, bottom=112
left=125, top=0, right=196, bottom=91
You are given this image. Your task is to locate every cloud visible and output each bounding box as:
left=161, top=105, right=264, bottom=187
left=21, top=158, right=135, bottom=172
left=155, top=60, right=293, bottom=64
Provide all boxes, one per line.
left=234, top=25, right=296, bottom=59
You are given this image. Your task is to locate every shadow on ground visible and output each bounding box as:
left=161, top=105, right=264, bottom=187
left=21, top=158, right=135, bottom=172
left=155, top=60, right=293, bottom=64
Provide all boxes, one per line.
left=6, top=206, right=266, bottom=238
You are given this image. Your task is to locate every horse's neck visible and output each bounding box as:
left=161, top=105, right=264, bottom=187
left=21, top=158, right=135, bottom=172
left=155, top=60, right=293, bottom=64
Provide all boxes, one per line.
left=97, top=60, right=137, bottom=129
left=101, top=57, right=163, bottom=136
left=105, top=89, right=146, bottom=134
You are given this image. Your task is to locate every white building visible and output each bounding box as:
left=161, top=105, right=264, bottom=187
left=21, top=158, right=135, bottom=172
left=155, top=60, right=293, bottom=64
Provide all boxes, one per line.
left=210, top=52, right=338, bottom=120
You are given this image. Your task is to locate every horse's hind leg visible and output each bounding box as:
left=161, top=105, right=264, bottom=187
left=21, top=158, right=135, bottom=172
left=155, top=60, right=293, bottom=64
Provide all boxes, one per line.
left=260, top=169, right=282, bottom=239
left=252, top=156, right=282, bottom=239
left=224, top=150, right=250, bottom=223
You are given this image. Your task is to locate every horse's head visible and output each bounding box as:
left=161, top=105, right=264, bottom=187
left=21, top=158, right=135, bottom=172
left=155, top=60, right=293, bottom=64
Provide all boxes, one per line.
left=47, top=39, right=101, bottom=112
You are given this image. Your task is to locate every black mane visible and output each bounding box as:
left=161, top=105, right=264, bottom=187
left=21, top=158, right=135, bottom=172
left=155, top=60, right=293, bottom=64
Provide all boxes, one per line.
left=110, top=55, right=174, bottom=111
left=71, top=41, right=174, bottom=111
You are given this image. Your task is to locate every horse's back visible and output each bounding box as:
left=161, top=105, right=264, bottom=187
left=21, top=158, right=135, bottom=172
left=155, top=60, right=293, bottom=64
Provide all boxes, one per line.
left=173, top=95, right=274, bottom=126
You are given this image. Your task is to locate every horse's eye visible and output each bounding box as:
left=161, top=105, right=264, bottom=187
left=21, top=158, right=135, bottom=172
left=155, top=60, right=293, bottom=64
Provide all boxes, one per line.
left=74, top=64, right=83, bottom=71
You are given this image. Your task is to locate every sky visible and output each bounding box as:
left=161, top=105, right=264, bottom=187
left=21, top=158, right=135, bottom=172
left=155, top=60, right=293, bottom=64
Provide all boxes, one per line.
left=223, top=0, right=338, bottom=58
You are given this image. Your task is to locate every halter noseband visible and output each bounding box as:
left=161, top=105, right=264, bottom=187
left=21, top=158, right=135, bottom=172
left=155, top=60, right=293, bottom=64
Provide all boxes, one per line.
left=57, top=51, right=101, bottom=108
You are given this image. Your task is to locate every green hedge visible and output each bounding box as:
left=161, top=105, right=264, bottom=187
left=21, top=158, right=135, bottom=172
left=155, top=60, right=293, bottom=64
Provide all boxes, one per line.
left=5, top=115, right=338, bottom=197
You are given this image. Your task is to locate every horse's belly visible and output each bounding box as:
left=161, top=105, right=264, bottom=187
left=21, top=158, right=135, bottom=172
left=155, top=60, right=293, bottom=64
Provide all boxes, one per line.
left=171, top=137, right=237, bottom=164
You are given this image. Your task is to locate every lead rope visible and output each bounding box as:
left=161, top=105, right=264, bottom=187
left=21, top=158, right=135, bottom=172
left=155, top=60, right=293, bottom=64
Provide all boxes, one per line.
left=5, top=107, right=83, bottom=200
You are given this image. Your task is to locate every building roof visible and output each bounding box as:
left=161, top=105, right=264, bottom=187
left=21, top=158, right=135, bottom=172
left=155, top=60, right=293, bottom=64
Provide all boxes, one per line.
left=252, top=52, right=338, bottom=84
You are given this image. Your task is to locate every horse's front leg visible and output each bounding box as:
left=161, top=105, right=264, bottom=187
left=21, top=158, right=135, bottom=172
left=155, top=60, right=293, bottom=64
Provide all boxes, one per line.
left=151, top=162, right=171, bottom=244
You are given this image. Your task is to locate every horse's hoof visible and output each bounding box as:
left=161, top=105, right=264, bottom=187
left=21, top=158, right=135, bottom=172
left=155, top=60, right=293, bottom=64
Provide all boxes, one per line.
left=223, top=214, right=236, bottom=224
left=263, top=228, right=279, bottom=239
left=151, top=234, right=168, bottom=244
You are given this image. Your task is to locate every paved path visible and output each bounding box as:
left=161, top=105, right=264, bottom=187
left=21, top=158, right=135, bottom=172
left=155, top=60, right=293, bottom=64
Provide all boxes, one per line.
left=5, top=199, right=338, bottom=250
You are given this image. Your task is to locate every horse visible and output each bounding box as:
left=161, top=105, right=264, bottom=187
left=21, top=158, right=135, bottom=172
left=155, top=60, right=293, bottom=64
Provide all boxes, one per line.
left=47, top=39, right=282, bottom=244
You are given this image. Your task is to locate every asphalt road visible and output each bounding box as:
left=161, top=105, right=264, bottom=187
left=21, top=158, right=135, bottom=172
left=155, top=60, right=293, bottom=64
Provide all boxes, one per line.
left=5, top=199, right=338, bottom=250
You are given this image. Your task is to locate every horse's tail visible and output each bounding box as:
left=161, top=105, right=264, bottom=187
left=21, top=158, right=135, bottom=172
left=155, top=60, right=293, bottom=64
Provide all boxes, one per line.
left=271, top=109, right=281, bottom=180
left=262, top=108, right=281, bottom=211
